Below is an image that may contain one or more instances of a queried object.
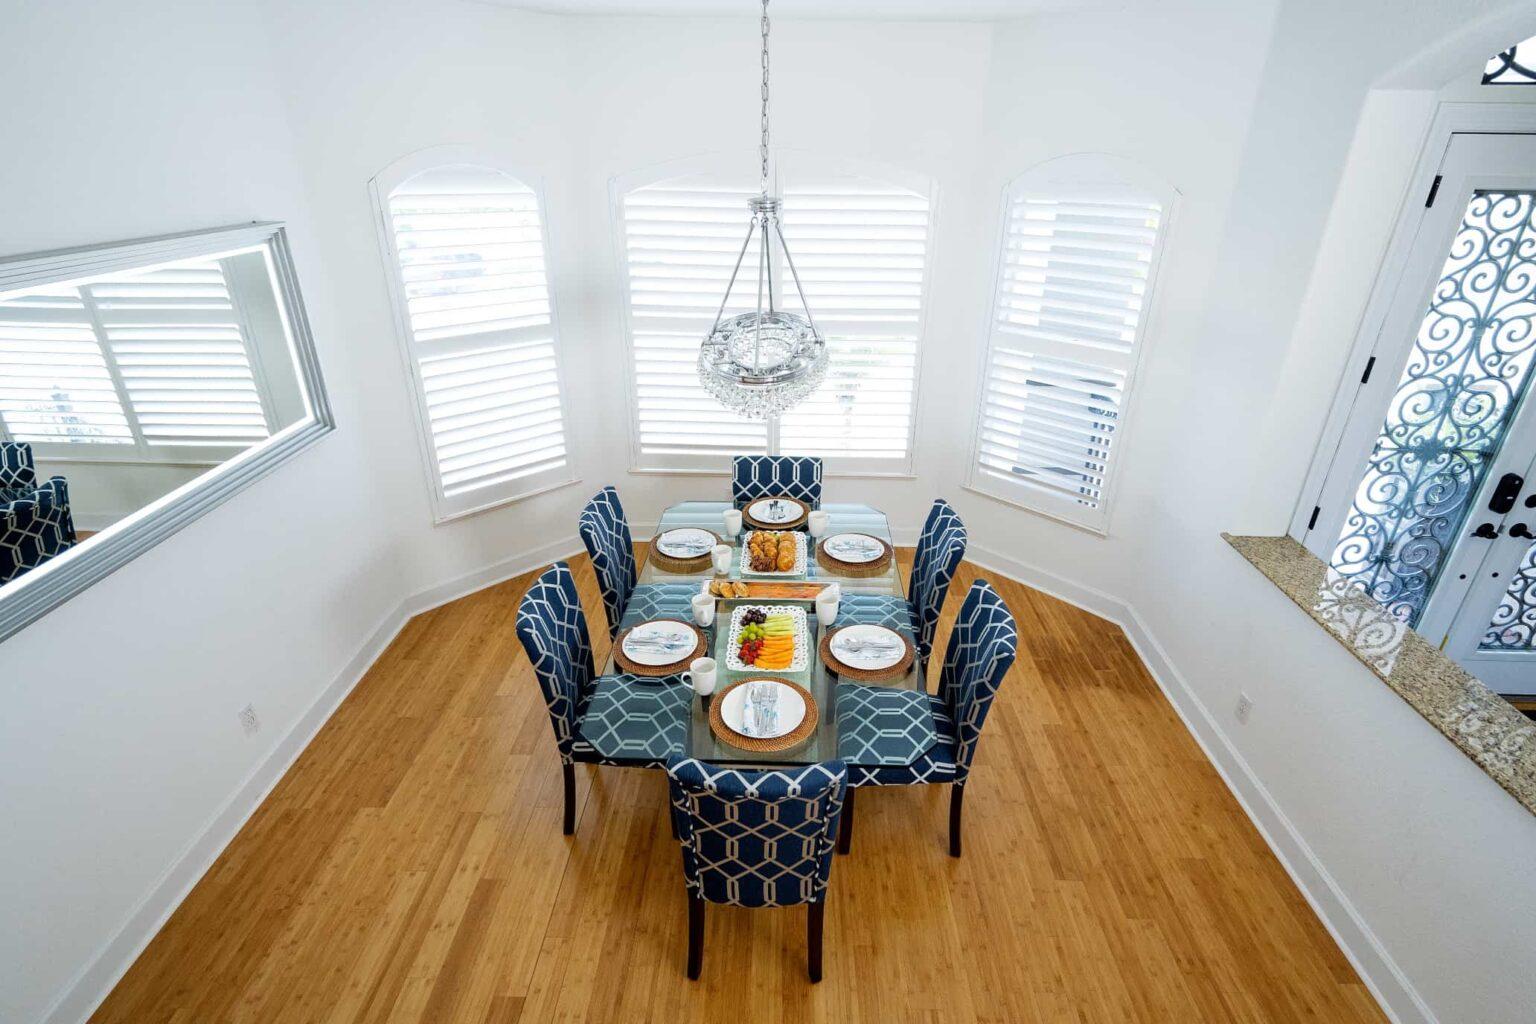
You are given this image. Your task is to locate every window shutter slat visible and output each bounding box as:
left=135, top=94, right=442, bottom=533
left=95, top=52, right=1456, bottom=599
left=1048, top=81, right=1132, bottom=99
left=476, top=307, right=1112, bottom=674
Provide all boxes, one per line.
left=388, top=166, right=570, bottom=506
left=972, top=190, right=1162, bottom=524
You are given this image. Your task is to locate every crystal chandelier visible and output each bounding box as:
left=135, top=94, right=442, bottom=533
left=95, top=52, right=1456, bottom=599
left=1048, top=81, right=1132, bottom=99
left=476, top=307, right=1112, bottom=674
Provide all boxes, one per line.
left=696, top=0, right=828, bottom=420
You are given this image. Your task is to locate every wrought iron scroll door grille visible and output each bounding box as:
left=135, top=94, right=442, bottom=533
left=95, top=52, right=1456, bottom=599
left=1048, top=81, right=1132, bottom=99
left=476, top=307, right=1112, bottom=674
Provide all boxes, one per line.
left=1308, top=133, right=1536, bottom=693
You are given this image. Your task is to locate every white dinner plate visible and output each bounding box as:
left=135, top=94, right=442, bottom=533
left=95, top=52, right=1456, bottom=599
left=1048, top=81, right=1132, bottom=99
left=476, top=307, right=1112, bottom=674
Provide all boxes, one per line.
left=829, top=624, right=906, bottom=671
left=747, top=497, right=801, bottom=524
left=822, top=532, right=885, bottom=564
left=620, top=620, right=696, bottom=667
left=721, top=679, right=807, bottom=739
left=655, top=527, right=715, bottom=558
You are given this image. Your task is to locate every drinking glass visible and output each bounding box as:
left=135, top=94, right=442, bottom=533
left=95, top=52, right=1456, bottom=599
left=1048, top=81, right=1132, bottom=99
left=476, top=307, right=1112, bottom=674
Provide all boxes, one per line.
left=807, top=510, right=830, bottom=538
left=722, top=508, right=743, bottom=539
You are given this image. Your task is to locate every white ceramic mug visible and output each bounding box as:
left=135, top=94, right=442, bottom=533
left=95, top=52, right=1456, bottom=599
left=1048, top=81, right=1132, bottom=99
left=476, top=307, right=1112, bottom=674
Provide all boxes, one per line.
left=681, top=656, right=717, bottom=696
left=815, top=585, right=841, bottom=627
left=690, top=592, right=716, bottom=627
left=722, top=508, right=743, bottom=538
left=711, top=544, right=733, bottom=575
left=807, top=509, right=831, bottom=538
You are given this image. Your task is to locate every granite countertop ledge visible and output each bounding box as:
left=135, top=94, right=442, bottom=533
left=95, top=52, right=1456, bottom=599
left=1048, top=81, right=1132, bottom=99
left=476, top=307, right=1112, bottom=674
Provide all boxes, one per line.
left=1224, top=534, right=1536, bottom=818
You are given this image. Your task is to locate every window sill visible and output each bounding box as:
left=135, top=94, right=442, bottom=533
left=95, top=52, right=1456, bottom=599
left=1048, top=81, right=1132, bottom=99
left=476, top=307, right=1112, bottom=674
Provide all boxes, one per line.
left=961, top=482, right=1109, bottom=537
left=1223, top=533, right=1536, bottom=818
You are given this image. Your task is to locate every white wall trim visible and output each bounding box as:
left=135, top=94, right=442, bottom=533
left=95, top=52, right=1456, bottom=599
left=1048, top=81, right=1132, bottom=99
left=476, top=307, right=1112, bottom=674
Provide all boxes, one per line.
left=43, top=533, right=583, bottom=1024
left=48, top=531, right=1431, bottom=1024
left=965, top=537, right=1433, bottom=1024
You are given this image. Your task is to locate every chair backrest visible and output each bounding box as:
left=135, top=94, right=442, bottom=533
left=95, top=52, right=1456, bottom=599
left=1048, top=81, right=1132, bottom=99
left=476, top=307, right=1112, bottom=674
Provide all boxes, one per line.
left=937, top=580, right=1018, bottom=783
left=908, top=499, right=967, bottom=662
left=578, top=487, right=636, bottom=640
left=666, top=756, right=847, bottom=908
left=515, top=562, right=595, bottom=763
left=1, top=442, right=37, bottom=489
left=730, top=455, right=823, bottom=509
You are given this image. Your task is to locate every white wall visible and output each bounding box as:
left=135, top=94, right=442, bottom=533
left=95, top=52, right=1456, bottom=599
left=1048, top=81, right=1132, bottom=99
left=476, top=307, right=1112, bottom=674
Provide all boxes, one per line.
left=0, top=3, right=404, bottom=1022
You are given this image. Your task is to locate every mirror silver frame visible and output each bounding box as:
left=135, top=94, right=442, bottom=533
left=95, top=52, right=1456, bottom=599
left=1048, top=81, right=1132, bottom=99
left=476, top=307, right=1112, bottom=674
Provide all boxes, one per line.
left=0, top=222, right=335, bottom=643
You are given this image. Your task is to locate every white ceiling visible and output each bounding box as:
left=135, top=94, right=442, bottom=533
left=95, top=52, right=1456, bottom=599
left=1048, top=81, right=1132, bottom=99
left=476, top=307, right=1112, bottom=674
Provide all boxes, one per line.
left=482, top=0, right=1135, bottom=19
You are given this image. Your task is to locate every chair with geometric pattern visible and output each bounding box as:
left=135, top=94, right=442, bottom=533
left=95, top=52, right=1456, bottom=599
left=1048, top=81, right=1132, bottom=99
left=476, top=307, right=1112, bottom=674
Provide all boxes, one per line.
left=516, top=562, right=690, bottom=835
left=1, top=442, right=77, bottom=585
left=730, top=455, right=823, bottom=509
left=834, top=579, right=1016, bottom=857
left=666, top=756, right=848, bottom=981
left=907, top=498, right=967, bottom=671
left=578, top=486, right=637, bottom=640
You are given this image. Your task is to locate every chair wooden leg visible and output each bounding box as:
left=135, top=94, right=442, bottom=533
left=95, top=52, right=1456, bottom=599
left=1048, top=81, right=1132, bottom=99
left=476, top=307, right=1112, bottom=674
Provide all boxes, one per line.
left=807, top=901, right=825, bottom=982
left=949, top=784, right=964, bottom=858
left=562, top=763, right=576, bottom=836
left=836, top=786, right=855, bottom=855
left=687, top=894, right=705, bottom=980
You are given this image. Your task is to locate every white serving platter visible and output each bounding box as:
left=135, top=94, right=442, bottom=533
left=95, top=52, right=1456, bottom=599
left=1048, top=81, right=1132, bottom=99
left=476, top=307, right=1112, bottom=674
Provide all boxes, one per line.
left=821, top=532, right=886, bottom=564
left=725, top=604, right=810, bottom=673
left=720, top=678, right=807, bottom=739
left=739, top=531, right=808, bottom=577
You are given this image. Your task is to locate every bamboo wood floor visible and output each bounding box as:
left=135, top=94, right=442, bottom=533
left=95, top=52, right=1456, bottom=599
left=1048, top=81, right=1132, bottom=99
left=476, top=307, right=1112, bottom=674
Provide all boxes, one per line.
left=89, top=549, right=1385, bottom=1024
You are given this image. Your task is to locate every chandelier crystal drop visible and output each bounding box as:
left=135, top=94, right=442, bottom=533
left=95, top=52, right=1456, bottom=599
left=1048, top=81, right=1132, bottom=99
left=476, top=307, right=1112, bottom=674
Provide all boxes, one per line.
left=696, top=0, right=827, bottom=420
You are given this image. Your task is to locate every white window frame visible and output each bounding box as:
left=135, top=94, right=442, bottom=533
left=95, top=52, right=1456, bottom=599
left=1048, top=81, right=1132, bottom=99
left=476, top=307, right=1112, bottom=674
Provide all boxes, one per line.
left=370, top=145, right=578, bottom=524
left=964, top=153, right=1177, bottom=536
left=1291, top=103, right=1536, bottom=550
left=609, top=150, right=936, bottom=478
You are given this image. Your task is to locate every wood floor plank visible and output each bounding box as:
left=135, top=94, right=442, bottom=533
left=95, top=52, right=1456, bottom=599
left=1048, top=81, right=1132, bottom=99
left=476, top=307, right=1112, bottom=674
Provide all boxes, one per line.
left=88, top=551, right=1386, bottom=1024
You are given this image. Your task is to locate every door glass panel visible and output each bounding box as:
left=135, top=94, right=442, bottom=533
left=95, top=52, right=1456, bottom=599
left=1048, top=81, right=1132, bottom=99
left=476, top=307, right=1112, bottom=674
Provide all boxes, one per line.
left=1482, top=540, right=1536, bottom=649
left=1332, top=191, right=1536, bottom=624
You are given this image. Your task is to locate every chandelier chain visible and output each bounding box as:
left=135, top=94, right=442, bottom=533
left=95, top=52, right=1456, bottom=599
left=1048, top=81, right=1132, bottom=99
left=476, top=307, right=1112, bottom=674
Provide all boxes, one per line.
left=760, top=0, right=770, bottom=193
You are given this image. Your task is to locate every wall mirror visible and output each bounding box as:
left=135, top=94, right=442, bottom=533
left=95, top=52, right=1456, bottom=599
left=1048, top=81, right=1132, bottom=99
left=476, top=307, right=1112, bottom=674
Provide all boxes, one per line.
left=0, top=222, right=333, bottom=642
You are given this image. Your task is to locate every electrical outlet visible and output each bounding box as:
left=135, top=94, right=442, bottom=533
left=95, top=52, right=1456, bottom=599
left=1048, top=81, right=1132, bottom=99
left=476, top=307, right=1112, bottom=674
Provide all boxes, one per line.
left=238, top=704, right=260, bottom=737
left=1235, top=693, right=1253, bottom=725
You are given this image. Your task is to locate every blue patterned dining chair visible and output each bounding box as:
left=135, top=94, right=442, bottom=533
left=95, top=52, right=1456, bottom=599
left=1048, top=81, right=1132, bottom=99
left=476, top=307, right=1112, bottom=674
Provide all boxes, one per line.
left=834, top=579, right=1017, bottom=857
left=666, top=756, right=847, bottom=981
left=731, top=455, right=823, bottom=509
left=908, top=498, right=967, bottom=673
left=578, top=486, right=637, bottom=640
left=516, top=562, right=690, bottom=835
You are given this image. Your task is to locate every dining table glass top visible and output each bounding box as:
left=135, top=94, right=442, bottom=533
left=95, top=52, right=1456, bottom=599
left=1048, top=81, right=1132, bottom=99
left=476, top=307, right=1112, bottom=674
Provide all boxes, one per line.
left=601, top=501, right=924, bottom=767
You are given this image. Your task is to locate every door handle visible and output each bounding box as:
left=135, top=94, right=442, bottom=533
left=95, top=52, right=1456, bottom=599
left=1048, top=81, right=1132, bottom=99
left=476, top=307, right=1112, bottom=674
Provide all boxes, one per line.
left=1472, top=522, right=1502, bottom=539
left=1490, top=472, right=1526, bottom=514
left=1512, top=523, right=1534, bottom=540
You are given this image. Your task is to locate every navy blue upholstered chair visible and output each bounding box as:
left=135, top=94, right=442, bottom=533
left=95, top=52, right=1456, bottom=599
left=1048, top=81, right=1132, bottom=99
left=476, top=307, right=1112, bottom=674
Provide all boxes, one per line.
left=516, top=562, right=689, bottom=835
left=835, top=580, right=1017, bottom=857
left=908, top=499, right=967, bottom=669
left=578, top=487, right=637, bottom=640
left=730, top=455, right=823, bottom=509
left=0, top=442, right=77, bottom=584
left=666, top=756, right=847, bottom=981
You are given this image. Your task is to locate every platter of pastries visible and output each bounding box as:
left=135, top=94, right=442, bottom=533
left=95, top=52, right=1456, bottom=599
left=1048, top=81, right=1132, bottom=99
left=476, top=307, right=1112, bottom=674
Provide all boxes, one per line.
left=740, top=530, right=807, bottom=577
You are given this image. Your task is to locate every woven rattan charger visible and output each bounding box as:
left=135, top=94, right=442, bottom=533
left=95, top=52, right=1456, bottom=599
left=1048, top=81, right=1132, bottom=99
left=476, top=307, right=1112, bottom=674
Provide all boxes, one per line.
left=647, top=529, right=722, bottom=574
left=742, top=496, right=809, bottom=531
left=707, top=677, right=820, bottom=753
left=613, top=620, right=708, bottom=677
left=819, top=625, right=914, bottom=682
left=816, top=535, right=894, bottom=578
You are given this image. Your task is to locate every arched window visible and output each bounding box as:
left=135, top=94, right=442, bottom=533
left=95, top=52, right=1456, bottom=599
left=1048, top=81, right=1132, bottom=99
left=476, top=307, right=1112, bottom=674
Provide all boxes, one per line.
left=613, top=153, right=934, bottom=473
left=967, top=154, right=1174, bottom=533
left=373, top=153, right=573, bottom=521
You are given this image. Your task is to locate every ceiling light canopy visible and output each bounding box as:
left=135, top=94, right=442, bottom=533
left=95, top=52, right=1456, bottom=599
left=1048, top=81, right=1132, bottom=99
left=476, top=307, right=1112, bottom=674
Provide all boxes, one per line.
left=695, top=0, right=828, bottom=420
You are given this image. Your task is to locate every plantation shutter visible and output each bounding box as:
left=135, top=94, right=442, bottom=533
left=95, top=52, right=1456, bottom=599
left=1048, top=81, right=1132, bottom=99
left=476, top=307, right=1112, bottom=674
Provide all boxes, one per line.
left=386, top=166, right=571, bottom=517
left=777, top=180, right=930, bottom=461
left=0, top=286, right=134, bottom=445
left=620, top=180, right=769, bottom=463
left=86, top=259, right=271, bottom=447
left=972, top=187, right=1164, bottom=529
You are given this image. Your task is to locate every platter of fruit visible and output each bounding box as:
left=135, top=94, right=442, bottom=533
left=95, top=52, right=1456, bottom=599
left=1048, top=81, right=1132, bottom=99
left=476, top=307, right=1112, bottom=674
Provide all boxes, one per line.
left=740, top=530, right=807, bottom=577
left=726, top=604, right=808, bottom=673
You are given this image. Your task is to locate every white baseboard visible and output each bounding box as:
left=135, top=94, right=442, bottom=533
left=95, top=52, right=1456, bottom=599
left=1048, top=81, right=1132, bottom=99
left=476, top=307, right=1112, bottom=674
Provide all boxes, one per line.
left=44, top=536, right=583, bottom=1024
left=47, top=533, right=1431, bottom=1024
left=965, top=539, right=1432, bottom=1024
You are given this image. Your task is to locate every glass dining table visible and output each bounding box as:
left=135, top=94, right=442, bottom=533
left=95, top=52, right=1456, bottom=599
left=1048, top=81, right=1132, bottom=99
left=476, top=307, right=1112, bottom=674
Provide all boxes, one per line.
left=597, top=501, right=929, bottom=768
